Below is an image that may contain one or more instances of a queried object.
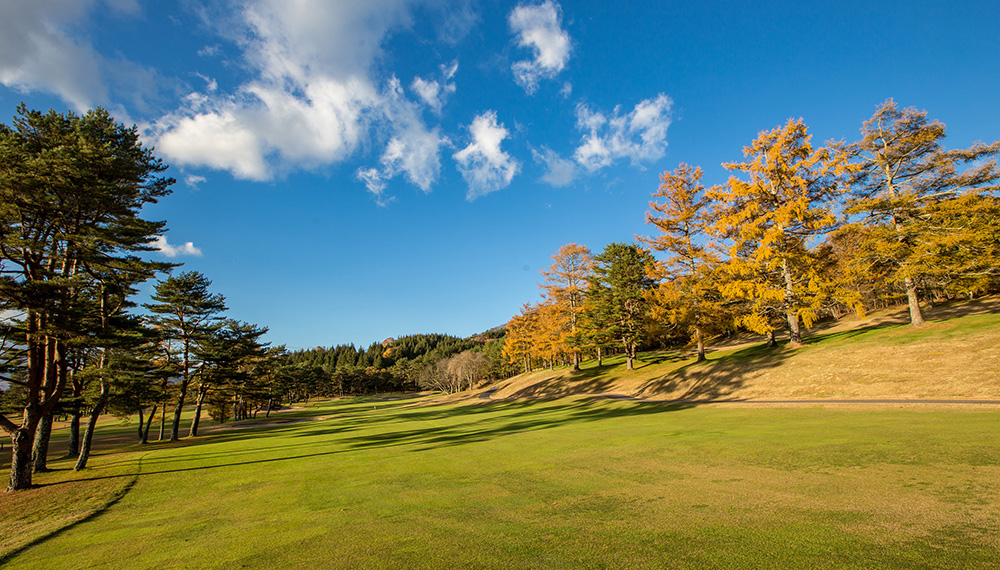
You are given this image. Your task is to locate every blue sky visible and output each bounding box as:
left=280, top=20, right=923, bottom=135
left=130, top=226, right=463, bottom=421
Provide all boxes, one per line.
left=2, top=0, right=998, bottom=350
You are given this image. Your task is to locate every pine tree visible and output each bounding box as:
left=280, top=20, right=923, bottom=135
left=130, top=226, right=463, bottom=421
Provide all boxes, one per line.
left=0, top=105, right=172, bottom=491
left=589, top=243, right=657, bottom=370
left=145, top=271, right=226, bottom=442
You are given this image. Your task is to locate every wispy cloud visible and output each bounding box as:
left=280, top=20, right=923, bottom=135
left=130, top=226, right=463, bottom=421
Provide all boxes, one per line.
left=532, top=146, right=577, bottom=187
left=411, top=61, right=458, bottom=115
left=508, top=0, right=571, bottom=94
left=453, top=111, right=520, bottom=200
left=153, top=235, right=203, bottom=258
left=185, top=174, right=207, bottom=188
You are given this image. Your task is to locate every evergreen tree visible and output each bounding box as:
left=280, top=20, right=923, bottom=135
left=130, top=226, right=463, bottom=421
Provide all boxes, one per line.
left=0, top=105, right=172, bottom=490
left=588, top=243, right=656, bottom=370
left=145, top=271, right=226, bottom=442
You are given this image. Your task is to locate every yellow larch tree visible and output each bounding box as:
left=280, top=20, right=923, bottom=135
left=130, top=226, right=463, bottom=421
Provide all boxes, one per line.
left=539, top=243, right=593, bottom=370
left=640, top=164, right=727, bottom=361
left=708, top=118, right=853, bottom=345
left=846, top=99, right=1000, bottom=325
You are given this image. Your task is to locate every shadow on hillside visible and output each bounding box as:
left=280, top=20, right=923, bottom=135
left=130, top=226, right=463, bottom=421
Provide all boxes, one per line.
left=637, top=342, right=795, bottom=400
left=502, top=352, right=687, bottom=400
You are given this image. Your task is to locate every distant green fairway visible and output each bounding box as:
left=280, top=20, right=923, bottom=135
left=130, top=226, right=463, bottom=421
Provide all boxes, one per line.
left=6, top=397, right=1000, bottom=569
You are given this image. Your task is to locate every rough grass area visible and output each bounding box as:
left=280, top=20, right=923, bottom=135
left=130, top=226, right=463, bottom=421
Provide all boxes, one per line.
left=490, top=298, right=1000, bottom=401
left=4, top=397, right=1000, bottom=569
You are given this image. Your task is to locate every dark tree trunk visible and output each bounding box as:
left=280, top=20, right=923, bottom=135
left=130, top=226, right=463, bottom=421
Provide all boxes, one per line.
left=766, top=330, right=777, bottom=347
left=695, top=328, right=706, bottom=363
left=75, top=381, right=109, bottom=471
left=7, top=422, right=38, bottom=492
left=141, top=405, right=157, bottom=444
left=67, top=402, right=82, bottom=457
left=158, top=404, right=165, bottom=441
left=31, top=412, right=54, bottom=473
left=189, top=384, right=209, bottom=437
left=171, top=380, right=189, bottom=441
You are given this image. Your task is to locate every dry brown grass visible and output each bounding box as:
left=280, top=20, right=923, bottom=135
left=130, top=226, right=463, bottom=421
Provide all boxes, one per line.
left=481, top=297, right=1000, bottom=403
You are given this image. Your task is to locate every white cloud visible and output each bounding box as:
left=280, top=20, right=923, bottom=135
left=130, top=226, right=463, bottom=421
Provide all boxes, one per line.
left=453, top=111, right=520, bottom=200
left=153, top=235, right=203, bottom=258
left=532, top=147, right=577, bottom=187
left=573, top=94, right=673, bottom=172
left=0, top=1, right=167, bottom=112
left=150, top=0, right=449, bottom=196
left=184, top=174, right=207, bottom=188
left=0, top=0, right=107, bottom=110
left=355, top=76, right=447, bottom=204
left=508, top=0, right=571, bottom=94
left=411, top=61, right=458, bottom=114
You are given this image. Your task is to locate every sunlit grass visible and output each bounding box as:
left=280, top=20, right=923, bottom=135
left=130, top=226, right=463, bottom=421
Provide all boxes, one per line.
left=5, top=396, right=999, bottom=569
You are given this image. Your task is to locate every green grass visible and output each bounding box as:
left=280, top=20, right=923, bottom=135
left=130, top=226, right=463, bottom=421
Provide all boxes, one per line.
left=4, top=396, right=999, bottom=569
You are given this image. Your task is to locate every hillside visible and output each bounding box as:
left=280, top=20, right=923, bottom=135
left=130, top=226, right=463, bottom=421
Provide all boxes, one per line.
left=481, top=297, right=1000, bottom=402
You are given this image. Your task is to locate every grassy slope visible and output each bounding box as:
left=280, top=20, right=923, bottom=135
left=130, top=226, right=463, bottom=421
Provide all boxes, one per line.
left=5, top=398, right=999, bottom=569
left=490, top=297, right=1000, bottom=401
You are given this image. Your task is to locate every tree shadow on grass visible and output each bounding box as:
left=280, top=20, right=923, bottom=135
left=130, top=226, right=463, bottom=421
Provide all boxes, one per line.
left=637, top=342, right=796, bottom=401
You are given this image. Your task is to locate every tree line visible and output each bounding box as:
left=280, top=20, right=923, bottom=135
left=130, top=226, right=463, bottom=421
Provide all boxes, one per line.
left=280, top=329, right=516, bottom=397
left=503, top=100, right=1000, bottom=372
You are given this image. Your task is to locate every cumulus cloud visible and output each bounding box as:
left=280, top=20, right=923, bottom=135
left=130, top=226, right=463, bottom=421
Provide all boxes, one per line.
left=0, top=0, right=107, bottom=110
left=150, top=0, right=447, bottom=199
left=153, top=235, right=203, bottom=258
left=508, top=0, right=571, bottom=94
left=532, top=146, right=577, bottom=187
left=573, top=94, right=673, bottom=172
left=0, top=1, right=169, bottom=112
left=453, top=111, right=520, bottom=200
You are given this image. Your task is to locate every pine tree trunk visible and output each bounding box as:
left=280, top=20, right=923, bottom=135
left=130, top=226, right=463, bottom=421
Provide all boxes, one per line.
left=904, top=276, right=925, bottom=326
left=141, top=405, right=156, bottom=444
left=7, top=425, right=37, bottom=491
left=158, top=404, right=165, bottom=441
left=189, top=384, right=208, bottom=438
left=572, top=351, right=580, bottom=371
left=67, top=402, right=81, bottom=457
left=171, top=380, right=188, bottom=441
left=75, top=381, right=108, bottom=471
left=31, top=412, right=54, bottom=473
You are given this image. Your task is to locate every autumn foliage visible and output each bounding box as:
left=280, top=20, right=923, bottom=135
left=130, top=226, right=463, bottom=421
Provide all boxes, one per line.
left=503, top=100, right=1000, bottom=369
